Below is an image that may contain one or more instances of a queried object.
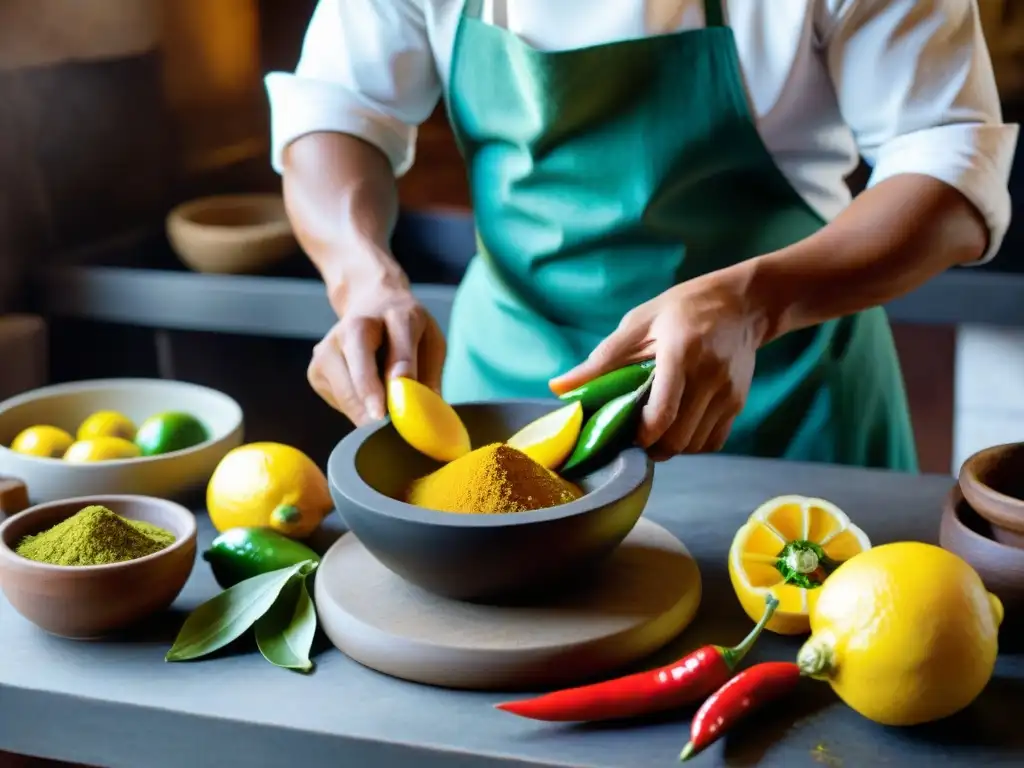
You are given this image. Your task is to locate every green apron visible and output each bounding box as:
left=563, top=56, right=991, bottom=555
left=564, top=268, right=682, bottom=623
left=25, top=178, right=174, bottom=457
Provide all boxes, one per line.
left=440, top=0, right=918, bottom=471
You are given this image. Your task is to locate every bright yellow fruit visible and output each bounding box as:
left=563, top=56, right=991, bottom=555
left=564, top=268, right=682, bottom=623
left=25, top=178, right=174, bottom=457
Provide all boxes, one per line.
left=386, top=377, right=470, bottom=463
left=506, top=402, right=583, bottom=470
left=9, top=425, right=74, bottom=458
left=207, top=442, right=333, bottom=539
left=77, top=410, right=137, bottom=442
left=64, top=437, right=142, bottom=462
left=797, top=542, right=1002, bottom=726
left=729, top=494, right=871, bottom=635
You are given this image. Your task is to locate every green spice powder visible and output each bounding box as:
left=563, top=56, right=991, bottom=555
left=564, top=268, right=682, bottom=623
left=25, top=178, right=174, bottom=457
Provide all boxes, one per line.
left=16, top=505, right=176, bottom=566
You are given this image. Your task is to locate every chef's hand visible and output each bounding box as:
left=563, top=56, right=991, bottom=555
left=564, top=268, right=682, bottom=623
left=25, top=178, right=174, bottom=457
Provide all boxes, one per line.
left=308, top=282, right=446, bottom=426
left=549, top=272, right=766, bottom=461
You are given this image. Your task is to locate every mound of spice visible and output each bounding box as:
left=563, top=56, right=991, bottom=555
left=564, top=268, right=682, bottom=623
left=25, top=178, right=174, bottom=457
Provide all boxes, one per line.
left=405, top=443, right=583, bottom=514
left=16, top=505, right=175, bottom=566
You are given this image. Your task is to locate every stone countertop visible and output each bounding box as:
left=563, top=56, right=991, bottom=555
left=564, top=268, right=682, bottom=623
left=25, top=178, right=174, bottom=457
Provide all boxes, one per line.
left=1, top=455, right=1022, bottom=768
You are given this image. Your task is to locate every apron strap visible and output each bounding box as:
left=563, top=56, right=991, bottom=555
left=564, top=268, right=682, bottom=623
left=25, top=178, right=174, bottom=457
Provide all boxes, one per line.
left=464, top=0, right=484, bottom=20
left=703, top=0, right=725, bottom=27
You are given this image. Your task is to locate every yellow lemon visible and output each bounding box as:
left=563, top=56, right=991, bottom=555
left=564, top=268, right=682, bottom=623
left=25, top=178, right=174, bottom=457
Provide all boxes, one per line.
left=64, top=437, right=142, bottom=462
left=77, top=410, right=137, bottom=442
left=207, top=442, right=333, bottom=539
left=728, top=494, right=871, bottom=635
left=386, top=377, right=470, bottom=463
left=797, top=542, right=1002, bottom=726
left=9, top=425, right=74, bottom=458
left=506, top=402, right=584, bottom=470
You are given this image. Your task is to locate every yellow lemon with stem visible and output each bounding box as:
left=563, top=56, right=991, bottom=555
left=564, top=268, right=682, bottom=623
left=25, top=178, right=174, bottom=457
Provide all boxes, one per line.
left=10, top=425, right=74, bottom=458
left=797, top=542, right=1002, bottom=726
left=728, top=494, right=871, bottom=635
left=506, top=402, right=584, bottom=470
left=386, top=377, right=470, bottom=463
left=77, top=410, right=137, bottom=442
left=64, top=437, right=142, bottom=462
left=207, top=442, right=333, bottom=539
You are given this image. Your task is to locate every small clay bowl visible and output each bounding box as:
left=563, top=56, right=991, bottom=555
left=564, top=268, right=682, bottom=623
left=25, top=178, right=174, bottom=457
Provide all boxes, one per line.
left=328, top=400, right=654, bottom=601
left=959, top=442, right=1024, bottom=549
left=166, top=194, right=297, bottom=274
left=940, top=483, right=1024, bottom=645
left=0, top=495, right=197, bottom=639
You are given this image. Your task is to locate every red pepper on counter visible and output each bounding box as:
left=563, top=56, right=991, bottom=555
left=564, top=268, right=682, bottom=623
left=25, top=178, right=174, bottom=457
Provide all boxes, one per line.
left=495, top=593, right=779, bottom=722
left=679, top=661, right=801, bottom=762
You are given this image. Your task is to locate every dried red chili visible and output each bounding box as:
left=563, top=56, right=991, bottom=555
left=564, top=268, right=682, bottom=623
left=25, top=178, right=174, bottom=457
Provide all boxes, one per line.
left=495, top=594, right=779, bottom=722
left=679, top=661, right=801, bottom=761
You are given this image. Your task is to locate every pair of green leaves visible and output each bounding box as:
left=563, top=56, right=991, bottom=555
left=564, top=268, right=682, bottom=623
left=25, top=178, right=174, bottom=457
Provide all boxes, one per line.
left=166, top=559, right=318, bottom=672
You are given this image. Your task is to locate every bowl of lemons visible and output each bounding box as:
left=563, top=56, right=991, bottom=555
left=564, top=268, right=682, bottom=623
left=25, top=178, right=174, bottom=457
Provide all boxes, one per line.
left=0, top=379, right=244, bottom=505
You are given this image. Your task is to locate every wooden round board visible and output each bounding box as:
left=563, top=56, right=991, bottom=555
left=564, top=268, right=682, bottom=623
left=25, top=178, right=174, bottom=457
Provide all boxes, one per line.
left=314, top=517, right=702, bottom=691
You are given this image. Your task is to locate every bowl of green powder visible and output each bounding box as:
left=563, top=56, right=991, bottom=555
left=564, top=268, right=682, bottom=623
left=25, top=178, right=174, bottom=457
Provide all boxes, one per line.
left=0, top=495, right=197, bottom=639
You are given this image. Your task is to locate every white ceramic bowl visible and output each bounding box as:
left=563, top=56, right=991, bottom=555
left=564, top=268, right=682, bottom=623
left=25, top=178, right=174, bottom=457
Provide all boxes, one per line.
left=166, top=193, right=298, bottom=274
left=0, top=379, right=244, bottom=504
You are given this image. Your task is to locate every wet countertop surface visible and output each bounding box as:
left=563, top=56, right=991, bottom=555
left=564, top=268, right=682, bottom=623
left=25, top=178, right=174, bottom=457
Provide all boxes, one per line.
left=1, top=454, right=1022, bottom=768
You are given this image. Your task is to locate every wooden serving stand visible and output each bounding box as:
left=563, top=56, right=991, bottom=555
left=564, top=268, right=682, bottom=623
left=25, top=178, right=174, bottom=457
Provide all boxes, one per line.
left=314, top=518, right=702, bottom=691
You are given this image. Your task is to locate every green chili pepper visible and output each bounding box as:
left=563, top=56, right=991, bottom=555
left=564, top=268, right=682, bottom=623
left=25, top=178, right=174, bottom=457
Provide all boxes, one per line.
left=558, top=359, right=655, bottom=412
left=203, top=527, right=321, bottom=590
left=562, top=373, right=655, bottom=475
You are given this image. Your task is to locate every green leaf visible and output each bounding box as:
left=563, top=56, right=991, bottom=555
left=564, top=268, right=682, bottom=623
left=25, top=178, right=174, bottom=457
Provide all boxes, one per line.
left=255, top=573, right=318, bottom=672
left=166, top=560, right=316, bottom=662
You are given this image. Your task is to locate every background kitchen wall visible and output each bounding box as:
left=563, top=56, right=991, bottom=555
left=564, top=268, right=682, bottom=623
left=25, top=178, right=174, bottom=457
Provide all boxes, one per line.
left=0, top=0, right=1021, bottom=481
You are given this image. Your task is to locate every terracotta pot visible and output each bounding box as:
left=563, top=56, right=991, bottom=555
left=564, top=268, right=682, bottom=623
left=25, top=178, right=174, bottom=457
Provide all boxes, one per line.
left=959, top=442, right=1024, bottom=549
left=940, top=483, right=1024, bottom=648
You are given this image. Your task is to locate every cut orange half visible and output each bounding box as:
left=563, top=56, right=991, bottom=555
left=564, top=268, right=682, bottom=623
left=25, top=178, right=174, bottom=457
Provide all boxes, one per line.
left=728, top=494, right=871, bottom=635
left=506, top=402, right=584, bottom=470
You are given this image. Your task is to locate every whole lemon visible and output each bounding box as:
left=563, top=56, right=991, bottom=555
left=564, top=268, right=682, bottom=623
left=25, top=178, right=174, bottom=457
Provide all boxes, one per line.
left=207, top=442, right=333, bottom=539
left=64, top=437, right=142, bottom=462
left=10, top=425, right=74, bottom=458
left=797, top=542, right=1002, bottom=726
left=77, top=411, right=136, bottom=442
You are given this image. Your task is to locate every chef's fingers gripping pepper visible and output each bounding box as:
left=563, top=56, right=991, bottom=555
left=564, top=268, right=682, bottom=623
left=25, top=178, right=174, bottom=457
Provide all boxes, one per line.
left=561, top=372, right=655, bottom=474
left=679, top=661, right=802, bottom=762
left=203, top=526, right=321, bottom=589
left=495, top=593, right=779, bottom=722
left=556, top=359, right=656, bottom=412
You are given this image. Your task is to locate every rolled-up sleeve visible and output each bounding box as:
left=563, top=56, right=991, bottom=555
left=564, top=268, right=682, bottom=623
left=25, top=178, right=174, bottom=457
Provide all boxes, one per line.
left=822, top=0, right=1019, bottom=263
left=264, top=0, right=440, bottom=177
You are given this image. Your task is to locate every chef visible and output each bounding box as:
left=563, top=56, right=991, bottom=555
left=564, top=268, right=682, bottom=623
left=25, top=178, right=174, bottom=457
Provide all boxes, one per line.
left=267, top=0, right=1016, bottom=470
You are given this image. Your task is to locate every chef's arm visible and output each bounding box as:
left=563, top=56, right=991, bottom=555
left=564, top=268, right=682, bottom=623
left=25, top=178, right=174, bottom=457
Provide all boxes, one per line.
left=737, top=0, right=1018, bottom=344
left=265, top=0, right=440, bottom=309
left=282, top=133, right=408, bottom=311
left=743, top=174, right=989, bottom=343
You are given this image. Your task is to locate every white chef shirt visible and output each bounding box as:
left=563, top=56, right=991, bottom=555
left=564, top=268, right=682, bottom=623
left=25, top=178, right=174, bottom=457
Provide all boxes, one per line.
left=265, top=0, right=1018, bottom=263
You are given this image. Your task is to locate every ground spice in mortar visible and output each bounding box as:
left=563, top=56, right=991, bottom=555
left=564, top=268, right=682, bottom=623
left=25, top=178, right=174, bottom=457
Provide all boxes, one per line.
left=16, top=505, right=175, bottom=566
left=405, top=443, right=583, bottom=514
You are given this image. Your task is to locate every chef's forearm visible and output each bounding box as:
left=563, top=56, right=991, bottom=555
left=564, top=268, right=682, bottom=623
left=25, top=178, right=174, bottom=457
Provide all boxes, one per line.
left=741, top=174, right=990, bottom=344
left=282, top=132, right=409, bottom=310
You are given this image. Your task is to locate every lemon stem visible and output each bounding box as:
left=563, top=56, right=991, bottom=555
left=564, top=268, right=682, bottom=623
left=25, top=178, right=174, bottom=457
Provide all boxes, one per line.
left=796, top=639, right=835, bottom=679
left=271, top=504, right=301, bottom=526
left=719, top=593, right=779, bottom=669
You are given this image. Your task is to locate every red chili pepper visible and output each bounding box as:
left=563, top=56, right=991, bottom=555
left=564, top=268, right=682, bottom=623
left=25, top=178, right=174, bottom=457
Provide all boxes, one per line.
left=679, top=661, right=801, bottom=762
left=495, top=593, right=779, bottom=722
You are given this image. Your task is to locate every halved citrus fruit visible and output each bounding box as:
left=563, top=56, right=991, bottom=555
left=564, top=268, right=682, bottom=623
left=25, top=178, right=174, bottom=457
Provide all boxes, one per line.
left=728, top=494, right=871, bottom=635
left=506, top=402, right=583, bottom=470
left=386, top=377, right=471, bottom=463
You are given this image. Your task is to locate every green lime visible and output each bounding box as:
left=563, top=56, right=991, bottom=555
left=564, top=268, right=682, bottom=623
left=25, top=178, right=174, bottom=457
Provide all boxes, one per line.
left=202, top=527, right=320, bottom=589
left=135, top=411, right=209, bottom=456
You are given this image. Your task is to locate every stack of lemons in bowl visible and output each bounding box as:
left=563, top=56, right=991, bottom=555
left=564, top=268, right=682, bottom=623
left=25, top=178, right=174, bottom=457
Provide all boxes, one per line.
left=9, top=410, right=209, bottom=463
